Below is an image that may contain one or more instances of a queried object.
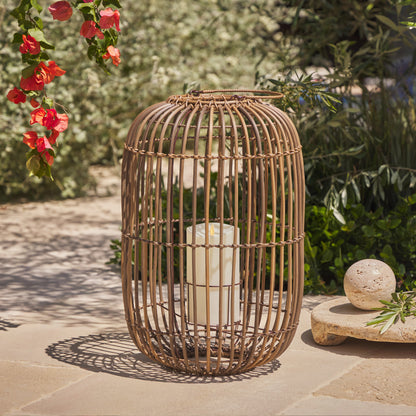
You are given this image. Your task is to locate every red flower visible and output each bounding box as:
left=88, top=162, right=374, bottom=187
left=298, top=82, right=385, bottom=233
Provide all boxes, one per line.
left=53, top=113, right=69, bottom=132
left=79, top=21, right=104, bottom=39
left=48, top=130, right=60, bottom=145
left=30, top=107, right=47, bottom=125
left=30, top=107, right=69, bottom=132
left=19, top=34, right=41, bottom=55
left=99, top=8, right=120, bottom=31
left=20, top=73, right=44, bottom=91
left=103, top=45, right=121, bottom=66
left=30, top=98, right=40, bottom=108
left=23, top=132, right=55, bottom=166
left=49, top=1, right=73, bottom=21
left=23, top=131, right=38, bottom=149
left=20, top=61, right=65, bottom=92
left=7, top=87, right=27, bottom=104
left=43, top=109, right=60, bottom=130
left=37, top=61, right=66, bottom=84
left=42, top=151, right=54, bottom=166
left=36, top=136, right=53, bottom=153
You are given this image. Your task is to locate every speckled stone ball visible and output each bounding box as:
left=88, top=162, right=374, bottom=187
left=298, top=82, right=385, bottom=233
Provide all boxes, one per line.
left=344, top=259, right=396, bottom=310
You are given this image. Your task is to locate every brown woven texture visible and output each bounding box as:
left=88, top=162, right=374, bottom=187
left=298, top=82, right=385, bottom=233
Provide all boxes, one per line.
left=121, top=90, right=305, bottom=375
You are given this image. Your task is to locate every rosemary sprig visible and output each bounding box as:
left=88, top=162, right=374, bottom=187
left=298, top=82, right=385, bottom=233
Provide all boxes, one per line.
left=366, top=291, right=416, bottom=334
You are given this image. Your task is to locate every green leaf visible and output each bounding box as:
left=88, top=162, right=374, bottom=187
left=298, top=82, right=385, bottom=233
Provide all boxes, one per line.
left=332, top=208, right=345, bottom=224
left=22, top=63, right=38, bottom=79
left=375, top=15, right=404, bottom=33
left=321, top=248, right=333, bottom=263
left=103, top=0, right=122, bottom=8
left=27, top=28, right=47, bottom=42
left=26, top=154, right=41, bottom=175
left=11, top=0, right=31, bottom=20
left=380, top=313, right=398, bottom=334
left=30, top=0, right=43, bottom=13
left=40, top=41, right=55, bottom=50
left=42, top=97, right=54, bottom=109
left=12, top=33, right=23, bottom=44
left=33, top=16, right=43, bottom=30
left=87, top=44, right=98, bottom=60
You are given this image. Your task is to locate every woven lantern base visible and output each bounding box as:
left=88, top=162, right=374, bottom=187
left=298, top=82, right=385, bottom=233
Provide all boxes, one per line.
left=121, top=90, right=305, bottom=375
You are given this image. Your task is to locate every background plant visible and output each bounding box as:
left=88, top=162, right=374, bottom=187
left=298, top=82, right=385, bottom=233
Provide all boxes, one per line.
left=3, top=0, right=416, bottom=296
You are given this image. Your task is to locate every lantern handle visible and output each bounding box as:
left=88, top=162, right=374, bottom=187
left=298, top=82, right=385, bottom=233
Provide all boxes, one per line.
left=189, top=89, right=284, bottom=100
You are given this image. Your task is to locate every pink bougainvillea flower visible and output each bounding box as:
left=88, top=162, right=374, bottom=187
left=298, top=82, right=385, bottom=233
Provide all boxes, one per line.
left=103, top=45, right=121, bottom=66
left=20, top=72, right=44, bottom=91
left=30, top=107, right=47, bottom=125
left=42, top=150, right=54, bottom=166
left=23, top=132, right=55, bottom=166
left=79, top=21, right=104, bottom=39
left=30, top=98, right=40, bottom=108
left=36, top=136, right=53, bottom=153
left=42, top=109, right=60, bottom=130
left=46, top=61, right=66, bottom=78
left=95, top=28, right=105, bottom=39
left=20, top=61, right=64, bottom=92
left=19, top=34, right=41, bottom=55
left=83, top=0, right=93, bottom=2
left=53, top=113, right=69, bottom=132
left=23, top=131, right=38, bottom=149
left=7, top=87, right=27, bottom=104
left=35, top=136, right=55, bottom=166
left=48, top=130, right=60, bottom=145
left=80, top=20, right=98, bottom=38
left=30, top=107, right=69, bottom=132
left=99, top=8, right=120, bottom=31
left=49, top=1, right=73, bottom=21
left=37, top=61, right=66, bottom=84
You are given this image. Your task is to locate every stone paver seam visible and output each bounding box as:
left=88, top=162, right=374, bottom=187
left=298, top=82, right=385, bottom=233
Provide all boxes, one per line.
left=4, top=367, right=93, bottom=416
left=277, top=353, right=367, bottom=415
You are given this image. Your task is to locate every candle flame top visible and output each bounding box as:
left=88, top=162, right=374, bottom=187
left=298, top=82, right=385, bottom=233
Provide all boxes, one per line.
left=210, top=224, right=215, bottom=236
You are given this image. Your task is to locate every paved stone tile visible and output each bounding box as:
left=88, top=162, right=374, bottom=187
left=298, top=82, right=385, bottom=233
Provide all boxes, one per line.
left=0, top=323, right=125, bottom=366
left=281, top=396, right=416, bottom=415
left=314, top=354, right=416, bottom=407
left=16, top=348, right=357, bottom=416
left=0, top=361, right=88, bottom=415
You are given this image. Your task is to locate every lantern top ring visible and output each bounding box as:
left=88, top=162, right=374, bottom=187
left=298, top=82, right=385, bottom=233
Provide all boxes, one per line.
left=167, top=89, right=284, bottom=107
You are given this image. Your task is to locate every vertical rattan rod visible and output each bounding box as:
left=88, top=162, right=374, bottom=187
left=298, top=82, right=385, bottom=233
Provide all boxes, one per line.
left=190, top=107, right=206, bottom=372
left=160, top=105, right=187, bottom=363
left=248, top=105, right=278, bottom=338
left=178, top=106, right=199, bottom=368
left=232, top=105, right=253, bottom=365
left=240, top=106, right=266, bottom=365
left=225, top=104, right=240, bottom=370
left=203, top=105, right=215, bottom=372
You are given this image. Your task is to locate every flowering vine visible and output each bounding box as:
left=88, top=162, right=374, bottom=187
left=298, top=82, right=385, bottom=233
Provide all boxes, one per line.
left=7, top=0, right=122, bottom=179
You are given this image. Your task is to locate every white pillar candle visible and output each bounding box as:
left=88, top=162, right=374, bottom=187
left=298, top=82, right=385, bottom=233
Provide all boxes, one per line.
left=186, top=222, right=240, bottom=326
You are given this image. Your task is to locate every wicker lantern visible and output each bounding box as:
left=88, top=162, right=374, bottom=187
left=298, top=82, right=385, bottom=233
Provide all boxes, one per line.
left=121, top=89, right=305, bottom=376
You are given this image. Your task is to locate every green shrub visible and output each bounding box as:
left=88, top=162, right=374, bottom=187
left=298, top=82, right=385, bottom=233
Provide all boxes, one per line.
left=305, top=194, right=416, bottom=293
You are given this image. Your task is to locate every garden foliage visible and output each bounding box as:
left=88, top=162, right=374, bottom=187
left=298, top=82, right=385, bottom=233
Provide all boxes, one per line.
left=2, top=0, right=416, bottom=293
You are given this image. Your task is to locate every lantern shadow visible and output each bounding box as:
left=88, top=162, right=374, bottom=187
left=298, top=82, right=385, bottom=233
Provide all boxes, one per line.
left=45, top=332, right=281, bottom=383
left=0, top=319, right=20, bottom=331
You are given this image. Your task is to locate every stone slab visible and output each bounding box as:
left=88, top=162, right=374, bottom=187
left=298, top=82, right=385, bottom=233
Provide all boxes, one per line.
left=311, top=296, right=416, bottom=345
left=0, top=361, right=88, bottom=415
left=315, top=355, right=416, bottom=407
left=282, top=396, right=416, bottom=415
left=15, top=348, right=358, bottom=416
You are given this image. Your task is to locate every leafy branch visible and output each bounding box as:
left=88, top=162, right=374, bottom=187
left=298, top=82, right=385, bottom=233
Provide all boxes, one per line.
left=366, top=291, right=416, bottom=334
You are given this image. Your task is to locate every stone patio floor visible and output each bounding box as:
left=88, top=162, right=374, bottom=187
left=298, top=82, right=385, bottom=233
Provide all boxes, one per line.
left=1, top=169, right=415, bottom=416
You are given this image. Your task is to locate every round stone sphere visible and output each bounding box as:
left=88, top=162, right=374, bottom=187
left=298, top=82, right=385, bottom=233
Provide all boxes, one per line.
left=344, top=259, right=396, bottom=310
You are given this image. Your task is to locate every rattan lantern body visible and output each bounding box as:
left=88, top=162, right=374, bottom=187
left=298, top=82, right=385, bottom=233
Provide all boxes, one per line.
left=121, top=90, right=305, bottom=375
